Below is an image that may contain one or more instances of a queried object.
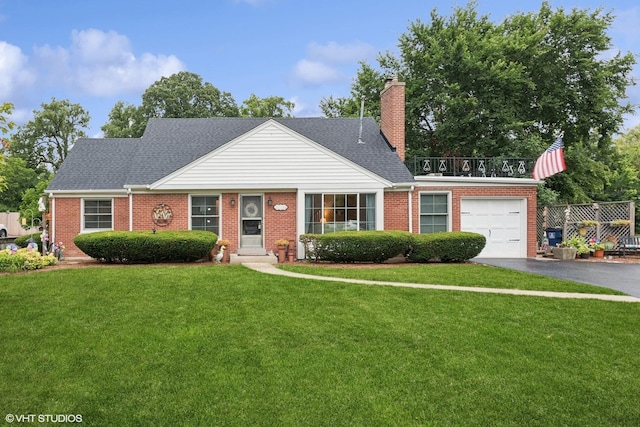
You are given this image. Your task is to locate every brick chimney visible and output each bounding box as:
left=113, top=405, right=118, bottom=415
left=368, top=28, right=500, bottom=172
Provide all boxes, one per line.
left=380, top=75, right=406, bottom=161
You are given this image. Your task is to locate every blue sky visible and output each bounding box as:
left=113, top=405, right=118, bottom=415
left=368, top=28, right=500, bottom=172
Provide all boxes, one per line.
left=1, top=0, right=639, bottom=137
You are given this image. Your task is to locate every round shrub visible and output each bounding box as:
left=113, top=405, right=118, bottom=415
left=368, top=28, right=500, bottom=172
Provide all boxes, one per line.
left=74, top=230, right=218, bottom=263
left=300, top=230, right=411, bottom=263
left=406, top=231, right=486, bottom=263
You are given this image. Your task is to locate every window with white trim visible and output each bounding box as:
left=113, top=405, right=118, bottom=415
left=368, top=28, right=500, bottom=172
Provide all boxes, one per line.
left=191, top=196, right=220, bottom=234
left=419, top=193, right=449, bottom=233
left=305, top=193, right=375, bottom=234
left=83, top=199, right=113, bottom=230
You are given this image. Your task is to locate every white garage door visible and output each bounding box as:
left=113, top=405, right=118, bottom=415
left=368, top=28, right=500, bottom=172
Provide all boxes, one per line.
left=460, top=198, right=526, bottom=258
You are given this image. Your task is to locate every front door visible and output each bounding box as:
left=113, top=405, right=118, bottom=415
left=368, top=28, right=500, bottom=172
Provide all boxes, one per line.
left=240, top=195, right=263, bottom=252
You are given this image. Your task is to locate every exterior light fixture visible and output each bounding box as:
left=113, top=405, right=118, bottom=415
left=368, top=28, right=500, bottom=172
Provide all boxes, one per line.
left=230, top=198, right=236, bottom=207
left=268, top=197, right=273, bottom=206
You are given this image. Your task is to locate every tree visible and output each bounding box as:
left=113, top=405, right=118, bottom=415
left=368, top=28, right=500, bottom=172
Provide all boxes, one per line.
left=320, top=62, right=384, bottom=120
left=101, top=101, right=146, bottom=138
left=0, top=157, right=42, bottom=211
left=332, top=2, right=637, bottom=203
left=0, top=102, right=15, bottom=136
left=19, top=179, right=50, bottom=231
left=614, top=124, right=640, bottom=176
left=103, top=72, right=241, bottom=137
left=0, top=102, right=16, bottom=191
left=9, top=98, right=90, bottom=172
left=140, top=71, right=239, bottom=119
left=239, top=94, right=295, bottom=117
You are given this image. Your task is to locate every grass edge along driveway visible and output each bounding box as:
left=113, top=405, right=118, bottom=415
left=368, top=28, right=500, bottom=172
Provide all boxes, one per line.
left=1, top=264, right=639, bottom=426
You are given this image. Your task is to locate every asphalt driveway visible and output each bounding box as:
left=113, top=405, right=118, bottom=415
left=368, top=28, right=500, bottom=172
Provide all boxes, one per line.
left=475, top=258, right=640, bottom=298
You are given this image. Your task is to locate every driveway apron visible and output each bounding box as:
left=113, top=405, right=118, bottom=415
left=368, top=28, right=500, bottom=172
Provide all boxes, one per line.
left=474, top=258, right=640, bottom=298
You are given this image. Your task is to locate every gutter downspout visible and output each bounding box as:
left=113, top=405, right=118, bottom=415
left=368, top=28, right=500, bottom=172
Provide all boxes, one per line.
left=128, top=188, right=133, bottom=231
left=408, top=186, right=414, bottom=234
left=49, top=193, right=55, bottom=242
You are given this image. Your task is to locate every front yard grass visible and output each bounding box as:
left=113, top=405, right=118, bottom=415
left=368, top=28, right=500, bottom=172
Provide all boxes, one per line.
left=1, top=264, right=638, bottom=426
left=279, top=262, right=625, bottom=295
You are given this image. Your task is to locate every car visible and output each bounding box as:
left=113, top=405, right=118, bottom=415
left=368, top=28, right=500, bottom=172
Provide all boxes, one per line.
left=0, top=223, right=7, bottom=238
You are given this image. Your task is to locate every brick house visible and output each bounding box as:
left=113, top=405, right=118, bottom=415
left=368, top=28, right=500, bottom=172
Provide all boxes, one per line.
left=46, top=77, right=539, bottom=259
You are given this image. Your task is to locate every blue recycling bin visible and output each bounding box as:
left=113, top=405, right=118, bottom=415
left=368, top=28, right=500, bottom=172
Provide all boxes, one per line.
left=545, top=228, right=563, bottom=247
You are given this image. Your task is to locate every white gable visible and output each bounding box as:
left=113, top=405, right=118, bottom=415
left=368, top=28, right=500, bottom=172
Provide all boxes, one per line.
left=150, top=120, right=390, bottom=190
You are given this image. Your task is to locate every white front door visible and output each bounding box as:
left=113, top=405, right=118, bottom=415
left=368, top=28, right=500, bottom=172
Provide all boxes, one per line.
left=460, top=198, right=526, bottom=258
left=240, top=195, right=263, bottom=251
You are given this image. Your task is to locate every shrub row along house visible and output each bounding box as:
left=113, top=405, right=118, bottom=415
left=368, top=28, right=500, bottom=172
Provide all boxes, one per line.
left=46, top=77, right=539, bottom=260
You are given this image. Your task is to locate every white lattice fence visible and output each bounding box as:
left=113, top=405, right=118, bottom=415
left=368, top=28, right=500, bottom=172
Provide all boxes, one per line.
left=537, top=201, right=635, bottom=249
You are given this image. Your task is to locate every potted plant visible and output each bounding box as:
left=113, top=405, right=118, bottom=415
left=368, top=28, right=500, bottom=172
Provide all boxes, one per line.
left=577, top=220, right=599, bottom=236
left=588, top=238, right=605, bottom=258
left=610, top=219, right=631, bottom=227
left=552, top=240, right=577, bottom=260
left=602, top=235, right=617, bottom=250
left=275, top=239, right=289, bottom=263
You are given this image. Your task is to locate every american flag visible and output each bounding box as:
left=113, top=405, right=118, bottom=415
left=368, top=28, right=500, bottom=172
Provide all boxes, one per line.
left=532, top=138, right=566, bottom=180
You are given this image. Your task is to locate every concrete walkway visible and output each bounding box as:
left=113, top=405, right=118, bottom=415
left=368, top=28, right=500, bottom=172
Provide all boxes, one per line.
left=242, top=263, right=640, bottom=303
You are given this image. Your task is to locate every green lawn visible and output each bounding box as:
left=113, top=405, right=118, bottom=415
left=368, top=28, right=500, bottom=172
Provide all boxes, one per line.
left=1, top=264, right=639, bottom=426
left=280, top=262, right=625, bottom=294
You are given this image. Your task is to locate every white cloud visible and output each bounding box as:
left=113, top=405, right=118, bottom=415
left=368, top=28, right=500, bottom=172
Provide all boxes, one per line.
left=306, top=41, right=375, bottom=64
left=0, top=41, right=36, bottom=99
left=33, top=29, right=185, bottom=97
left=292, top=59, right=342, bottom=85
left=71, top=29, right=135, bottom=65
left=291, top=40, right=375, bottom=87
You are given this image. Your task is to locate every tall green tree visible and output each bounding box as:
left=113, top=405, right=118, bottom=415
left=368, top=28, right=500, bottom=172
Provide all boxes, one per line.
left=0, top=157, right=42, bottom=211
left=327, top=2, right=636, bottom=203
left=140, top=71, right=239, bottom=119
left=19, top=179, right=50, bottom=231
left=0, top=102, right=16, bottom=191
left=101, top=101, right=146, bottom=138
left=320, top=62, right=384, bottom=120
left=103, top=72, right=300, bottom=137
left=9, top=98, right=90, bottom=172
left=239, top=94, right=295, bottom=117
left=615, top=124, right=640, bottom=176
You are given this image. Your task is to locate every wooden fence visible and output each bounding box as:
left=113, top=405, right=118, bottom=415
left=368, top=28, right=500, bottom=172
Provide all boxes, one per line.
left=537, top=201, right=636, bottom=249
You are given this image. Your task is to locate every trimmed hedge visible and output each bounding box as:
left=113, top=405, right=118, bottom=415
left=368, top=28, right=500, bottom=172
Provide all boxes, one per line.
left=73, top=230, right=218, bottom=263
left=300, top=230, right=486, bottom=263
left=406, top=231, right=486, bottom=263
left=300, top=231, right=412, bottom=263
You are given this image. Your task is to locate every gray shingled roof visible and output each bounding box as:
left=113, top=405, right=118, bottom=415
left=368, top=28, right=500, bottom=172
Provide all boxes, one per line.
left=47, top=138, right=141, bottom=191
left=47, top=117, right=414, bottom=191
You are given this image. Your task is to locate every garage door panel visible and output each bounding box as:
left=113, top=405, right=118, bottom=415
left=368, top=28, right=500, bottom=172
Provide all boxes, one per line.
left=460, top=199, right=526, bottom=258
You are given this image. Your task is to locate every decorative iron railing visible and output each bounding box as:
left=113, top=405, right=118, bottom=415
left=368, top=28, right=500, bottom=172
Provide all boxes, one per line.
left=406, top=157, right=536, bottom=178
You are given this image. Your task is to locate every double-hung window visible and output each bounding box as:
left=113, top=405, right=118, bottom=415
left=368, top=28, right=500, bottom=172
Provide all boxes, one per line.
left=83, top=199, right=113, bottom=231
left=191, top=196, right=220, bottom=234
left=419, top=193, right=449, bottom=233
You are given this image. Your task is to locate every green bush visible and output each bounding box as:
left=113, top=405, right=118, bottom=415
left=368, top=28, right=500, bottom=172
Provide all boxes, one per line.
left=0, top=248, right=58, bottom=273
left=299, top=231, right=411, bottom=263
left=73, top=230, right=218, bottom=263
left=406, top=232, right=486, bottom=263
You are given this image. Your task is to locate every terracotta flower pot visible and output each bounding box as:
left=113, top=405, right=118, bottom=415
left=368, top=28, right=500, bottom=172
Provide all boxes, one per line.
left=277, top=245, right=287, bottom=263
